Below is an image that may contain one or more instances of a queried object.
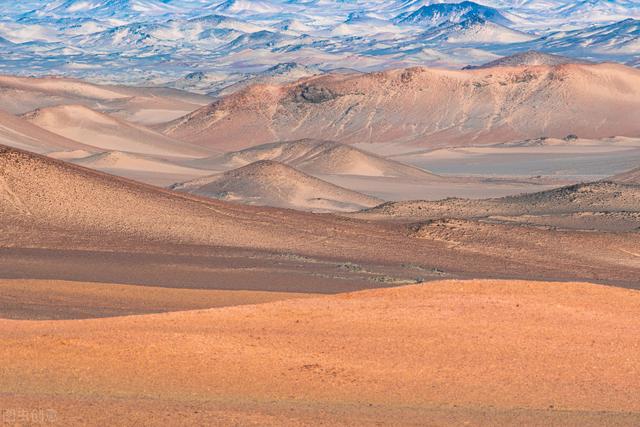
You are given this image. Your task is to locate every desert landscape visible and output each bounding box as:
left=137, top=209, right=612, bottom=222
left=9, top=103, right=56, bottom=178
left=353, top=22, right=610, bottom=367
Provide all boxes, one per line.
left=1, top=1, right=640, bottom=425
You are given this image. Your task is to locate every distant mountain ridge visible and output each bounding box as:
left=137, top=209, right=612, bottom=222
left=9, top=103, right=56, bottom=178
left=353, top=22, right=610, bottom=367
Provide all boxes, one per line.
left=395, top=1, right=511, bottom=26
left=0, top=0, right=638, bottom=84
left=465, top=51, right=594, bottom=69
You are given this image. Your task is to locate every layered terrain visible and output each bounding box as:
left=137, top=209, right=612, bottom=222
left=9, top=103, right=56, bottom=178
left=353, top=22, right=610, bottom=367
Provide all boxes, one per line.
left=1, top=1, right=639, bottom=425
left=2, top=145, right=640, bottom=290
left=2, top=59, right=640, bottom=425
left=390, top=136, right=640, bottom=181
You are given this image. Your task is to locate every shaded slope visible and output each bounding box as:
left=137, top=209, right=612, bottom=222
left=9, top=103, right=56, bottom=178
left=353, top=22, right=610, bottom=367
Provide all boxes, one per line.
left=2, top=145, right=639, bottom=287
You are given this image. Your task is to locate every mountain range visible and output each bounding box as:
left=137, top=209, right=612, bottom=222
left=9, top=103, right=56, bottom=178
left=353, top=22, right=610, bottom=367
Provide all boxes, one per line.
left=0, top=0, right=637, bottom=86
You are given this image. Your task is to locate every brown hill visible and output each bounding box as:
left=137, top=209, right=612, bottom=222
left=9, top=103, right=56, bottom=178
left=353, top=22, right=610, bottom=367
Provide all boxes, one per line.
left=171, top=160, right=383, bottom=212
left=163, top=63, right=640, bottom=150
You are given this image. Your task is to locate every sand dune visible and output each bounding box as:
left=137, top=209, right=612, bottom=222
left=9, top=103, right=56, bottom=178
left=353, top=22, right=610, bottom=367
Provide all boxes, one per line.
left=1, top=279, right=639, bottom=425
left=2, top=145, right=639, bottom=287
left=163, top=63, right=640, bottom=150
left=0, top=109, right=97, bottom=154
left=0, top=74, right=211, bottom=124
left=171, top=160, right=383, bottom=212
left=355, top=181, right=640, bottom=231
left=23, top=104, right=212, bottom=158
left=193, top=138, right=439, bottom=178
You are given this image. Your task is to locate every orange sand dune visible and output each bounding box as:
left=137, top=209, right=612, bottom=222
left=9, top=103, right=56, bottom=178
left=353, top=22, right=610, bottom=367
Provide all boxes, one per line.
left=1, top=279, right=639, bottom=425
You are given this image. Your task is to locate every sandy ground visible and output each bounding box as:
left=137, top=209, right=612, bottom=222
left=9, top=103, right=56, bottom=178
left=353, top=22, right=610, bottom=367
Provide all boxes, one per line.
left=390, top=140, right=640, bottom=181
left=23, top=104, right=213, bottom=158
left=1, top=279, right=639, bottom=425
left=0, top=279, right=316, bottom=320
left=318, top=173, right=565, bottom=201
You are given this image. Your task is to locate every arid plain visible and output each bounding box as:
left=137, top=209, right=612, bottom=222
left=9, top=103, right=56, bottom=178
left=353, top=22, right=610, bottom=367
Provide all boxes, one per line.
left=1, top=56, right=640, bottom=426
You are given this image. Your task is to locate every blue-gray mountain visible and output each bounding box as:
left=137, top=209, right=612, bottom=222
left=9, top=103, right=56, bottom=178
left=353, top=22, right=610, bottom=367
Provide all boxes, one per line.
left=0, top=0, right=637, bottom=86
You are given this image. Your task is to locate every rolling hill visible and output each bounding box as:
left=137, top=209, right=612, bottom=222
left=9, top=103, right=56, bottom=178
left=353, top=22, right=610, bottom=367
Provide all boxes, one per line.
left=0, top=74, right=211, bottom=124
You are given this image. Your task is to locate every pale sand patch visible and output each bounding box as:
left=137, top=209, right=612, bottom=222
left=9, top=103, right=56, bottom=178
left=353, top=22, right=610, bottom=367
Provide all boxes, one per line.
left=0, top=280, right=639, bottom=425
left=22, top=104, right=211, bottom=158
